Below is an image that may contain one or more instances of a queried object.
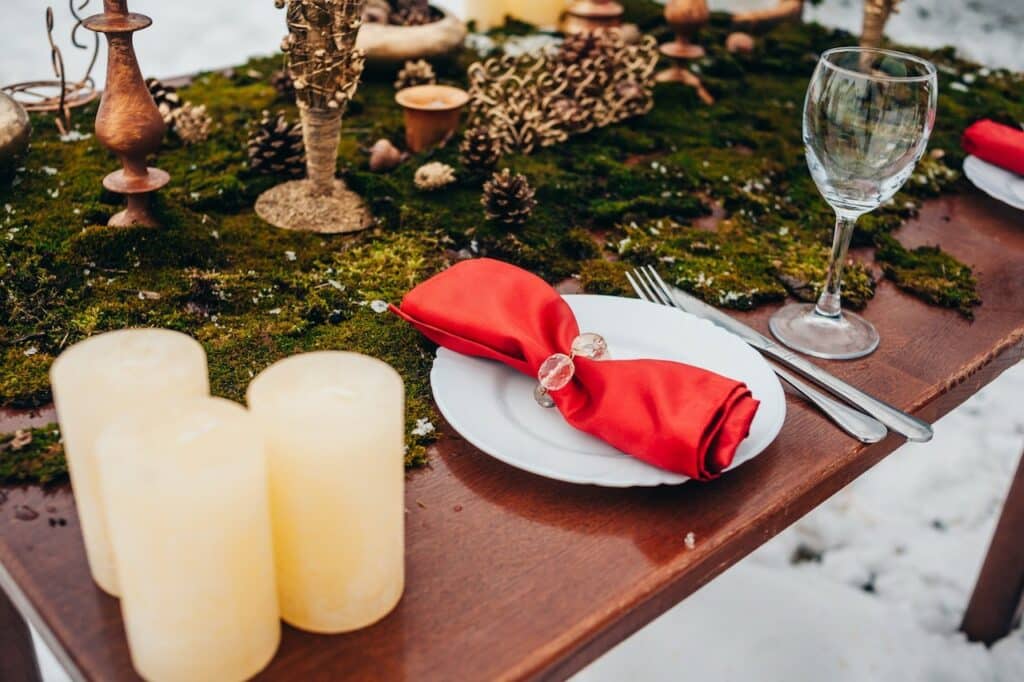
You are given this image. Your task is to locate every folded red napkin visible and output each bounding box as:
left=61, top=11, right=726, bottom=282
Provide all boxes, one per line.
left=391, top=258, right=760, bottom=480
left=962, top=119, right=1024, bottom=176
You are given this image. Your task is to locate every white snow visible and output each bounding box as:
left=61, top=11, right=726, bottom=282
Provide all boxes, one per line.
left=4, top=1, right=1021, bottom=680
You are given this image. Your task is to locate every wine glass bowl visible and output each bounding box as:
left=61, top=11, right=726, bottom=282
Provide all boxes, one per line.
left=770, top=47, right=938, bottom=360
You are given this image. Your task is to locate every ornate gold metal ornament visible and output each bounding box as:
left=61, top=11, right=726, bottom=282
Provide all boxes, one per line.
left=466, top=31, right=659, bottom=156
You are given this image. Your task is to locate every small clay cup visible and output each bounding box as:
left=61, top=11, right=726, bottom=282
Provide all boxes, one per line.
left=395, top=84, right=470, bottom=153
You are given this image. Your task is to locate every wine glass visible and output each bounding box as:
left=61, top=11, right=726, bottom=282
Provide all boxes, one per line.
left=769, top=47, right=938, bottom=360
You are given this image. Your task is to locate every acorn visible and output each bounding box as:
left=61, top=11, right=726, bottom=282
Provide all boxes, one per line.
left=726, top=32, right=755, bottom=54
left=368, top=138, right=406, bottom=172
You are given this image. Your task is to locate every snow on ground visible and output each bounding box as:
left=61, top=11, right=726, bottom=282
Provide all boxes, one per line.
left=578, top=362, right=1024, bottom=682
left=5, top=1, right=1022, bottom=680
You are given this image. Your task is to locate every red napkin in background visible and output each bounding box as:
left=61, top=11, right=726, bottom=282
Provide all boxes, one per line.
left=391, top=258, right=760, bottom=481
left=962, top=119, right=1024, bottom=176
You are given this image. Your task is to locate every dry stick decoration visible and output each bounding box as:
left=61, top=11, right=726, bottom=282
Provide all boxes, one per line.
left=2, top=0, right=100, bottom=134
left=255, top=0, right=372, bottom=234
left=861, top=0, right=902, bottom=50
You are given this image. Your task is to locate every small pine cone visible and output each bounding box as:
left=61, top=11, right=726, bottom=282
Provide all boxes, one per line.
left=482, top=168, right=536, bottom=227
left=146, top=77, right=182, bottom=125
left=170, top=103, right=213, bottom=145
left=270, top=69, right=295, bottom=99
left=414, top=162, right=456, bottom=191
left=460, top=126, right=501, bottom=171
left=247, top=110, right=306, bottom=178
left=394, top=59, right=437, bottom=91
left=363, top=0, right=392, bottom=23
left=391, top=0, right=432, bottom=25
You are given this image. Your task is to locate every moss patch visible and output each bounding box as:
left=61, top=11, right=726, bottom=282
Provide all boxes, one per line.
left=0, top=427, right=66, bottom=485
left=2, top=11, right=1020, bottom=482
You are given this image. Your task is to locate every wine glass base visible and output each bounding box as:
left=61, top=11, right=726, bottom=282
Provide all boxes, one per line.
left=769, top=303, right=880, bottom=360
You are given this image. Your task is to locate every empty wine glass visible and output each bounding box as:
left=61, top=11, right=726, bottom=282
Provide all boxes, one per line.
left=770, top=47, right=938, bottom=360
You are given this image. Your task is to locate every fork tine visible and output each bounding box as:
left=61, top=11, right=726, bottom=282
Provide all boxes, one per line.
left=643, top=266, right=680, bottom=308
left=631, top=269, right=663, bottom=305
left=625, top=271, right=650, bottom=302
left=638, top=267, right=675, bottom=307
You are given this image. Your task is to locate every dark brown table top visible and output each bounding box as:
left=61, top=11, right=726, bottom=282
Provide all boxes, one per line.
left=1, top=190, right=1022, bottom=682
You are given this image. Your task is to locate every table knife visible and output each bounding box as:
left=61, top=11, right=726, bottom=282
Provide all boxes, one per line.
left=662, top=286, right=934, bottom=443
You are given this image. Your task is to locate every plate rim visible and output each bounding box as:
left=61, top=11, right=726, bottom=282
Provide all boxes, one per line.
left=429, top=294, right=786, bottom=487
left=963, top=155, right=1024, bottom=211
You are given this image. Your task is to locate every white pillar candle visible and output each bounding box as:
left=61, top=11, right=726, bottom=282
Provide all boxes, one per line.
left=508, top=0, right=566, bottom=29
left=96, top=397, right=280, bottom=682
left=49, top=329, right=209, bottom=596
left=247, top=352, right=405, bottom=634
left=463, top=0, right=508, bottom=30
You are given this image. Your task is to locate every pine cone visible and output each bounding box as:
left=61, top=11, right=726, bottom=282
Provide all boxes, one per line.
left=170, top=103, right=213, bottom=145
left=247, top=110, right=306, bottom=178
left=394, top=59, right=437, bottom=91
left=482, top=168, right=536, bottom=227
left=270, top=69, right=295, bottom=99
left=460, top=126, right=501, bottom=171
left=146, top=77, right=182, bottom=125
left=391, top=0, right=432, bottom=25
left=363, top=0, right=392, bottom=23
left=414, top=162, right=456, bottom=191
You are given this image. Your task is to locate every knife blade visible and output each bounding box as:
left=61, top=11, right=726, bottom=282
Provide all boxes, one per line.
left=661, top=283, right=934, bottom=443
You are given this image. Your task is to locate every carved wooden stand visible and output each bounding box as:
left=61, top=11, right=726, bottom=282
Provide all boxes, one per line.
left=84, top=0, right=169, bottom=228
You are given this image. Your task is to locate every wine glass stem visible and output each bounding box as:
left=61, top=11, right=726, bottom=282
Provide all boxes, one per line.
left=815, top=213, right=858, bottom=318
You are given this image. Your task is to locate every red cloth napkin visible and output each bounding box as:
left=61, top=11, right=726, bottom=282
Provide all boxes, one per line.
left=391, top=258, right=760, bottom=481
left=962, top=119, right=1024, bottom=176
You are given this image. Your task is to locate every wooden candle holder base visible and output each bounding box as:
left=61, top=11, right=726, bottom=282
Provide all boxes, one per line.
left=102, top=167, right=170, bottom=228
left=655, top=46, right=715, bottom=105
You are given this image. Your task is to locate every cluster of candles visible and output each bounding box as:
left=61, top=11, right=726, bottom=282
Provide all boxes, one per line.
left=466, top=0, right=568, bottom=30
left=50, top=329, right=405, bottom=681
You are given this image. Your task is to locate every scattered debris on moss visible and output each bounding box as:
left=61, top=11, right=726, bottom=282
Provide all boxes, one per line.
left=2, top=8, right=1018, bottom=481
left=0, top=427, right=66, bottom=485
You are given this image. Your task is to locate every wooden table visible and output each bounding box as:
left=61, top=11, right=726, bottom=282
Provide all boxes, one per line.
left=2, top=191, right=1022, bottom=681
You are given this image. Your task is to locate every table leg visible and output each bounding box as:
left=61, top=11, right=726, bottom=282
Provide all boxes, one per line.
left=0, top=586, right=43, bottom=682
left=961, top=450, right=1024, bottom=644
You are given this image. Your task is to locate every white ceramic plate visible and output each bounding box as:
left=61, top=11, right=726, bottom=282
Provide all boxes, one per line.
left=430, top=295, right=786, bottom=487
left=963, top=155, right=1024, bottom=211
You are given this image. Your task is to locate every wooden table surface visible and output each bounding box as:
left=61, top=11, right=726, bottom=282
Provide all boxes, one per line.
left=1, top=191, right=1022, bottom=682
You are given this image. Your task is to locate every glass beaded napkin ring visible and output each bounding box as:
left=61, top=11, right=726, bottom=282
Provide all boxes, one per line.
left=534, top=332, right=610, bottom=407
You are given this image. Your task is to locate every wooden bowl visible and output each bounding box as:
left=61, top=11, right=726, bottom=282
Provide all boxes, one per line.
left=357, top=8, right=468, bottom=66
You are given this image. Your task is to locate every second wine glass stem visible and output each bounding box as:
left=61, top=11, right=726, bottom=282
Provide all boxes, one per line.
left=815, top=213, right=858, bottom=318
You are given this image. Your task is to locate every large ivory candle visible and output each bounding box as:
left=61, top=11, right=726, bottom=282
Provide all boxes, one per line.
left=247, top=352, right=405, bottom=633
left=508, top=0, right=566, bottom=28
left=49, top=329, right=209, bottom=596
left=96, top=397, right=280, bottom=682
left=463, top=0, right=508, bottom=30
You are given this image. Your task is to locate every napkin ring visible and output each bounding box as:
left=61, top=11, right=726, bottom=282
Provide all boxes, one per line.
left=534, top=333, right=610, bottom=408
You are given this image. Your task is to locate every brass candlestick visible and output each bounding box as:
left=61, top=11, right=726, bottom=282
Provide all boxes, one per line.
left=84, top=0, right=169, bottom=228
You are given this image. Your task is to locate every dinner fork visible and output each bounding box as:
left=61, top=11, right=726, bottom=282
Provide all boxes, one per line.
left=627, top=269, right=888, bottom=444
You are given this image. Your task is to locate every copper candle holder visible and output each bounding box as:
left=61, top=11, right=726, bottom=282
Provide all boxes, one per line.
left=563, top=0, right=624, bottom=34
left=656, top=0, right=714, bottom=104
left=395, top=84, right=470, bottom=153
left=661, top=0, right=709, bottom=61
left=84, top=0, right=169, bottom=228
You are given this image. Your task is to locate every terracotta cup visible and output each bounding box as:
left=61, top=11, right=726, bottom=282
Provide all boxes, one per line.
left=395, top=84, right=470, bottom=153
